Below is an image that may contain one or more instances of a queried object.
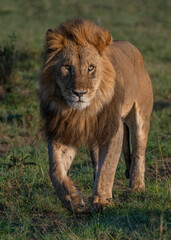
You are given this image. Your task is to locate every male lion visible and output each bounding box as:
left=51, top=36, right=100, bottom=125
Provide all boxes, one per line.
left=40, top=18, right=153, bottom=212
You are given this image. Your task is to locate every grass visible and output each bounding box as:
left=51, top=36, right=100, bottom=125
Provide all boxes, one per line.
left=0, top=0, right=171, bottom=239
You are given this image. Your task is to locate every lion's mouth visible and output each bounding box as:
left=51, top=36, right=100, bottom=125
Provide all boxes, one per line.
left=67, top=98, right=85, bottom=103
left=66, top=99, right=90, bottom=109
left=77, top=100, right=85, bottom=103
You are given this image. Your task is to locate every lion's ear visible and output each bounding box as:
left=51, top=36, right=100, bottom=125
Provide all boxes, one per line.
left=46, top=29, right=64, bottom=53
left=94, top=29, right=113, bottom=53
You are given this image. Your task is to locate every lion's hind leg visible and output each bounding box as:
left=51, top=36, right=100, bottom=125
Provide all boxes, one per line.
left=48, top=141, right=85, bottom=213
left=90, top=147, right=99, bottom=182
left=126, top=104, right=151, bottom=192
left=123, top=123, right=131, bottom=179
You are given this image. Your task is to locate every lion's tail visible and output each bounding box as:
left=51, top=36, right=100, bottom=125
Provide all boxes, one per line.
left=123, top=123, right=131, bottom=179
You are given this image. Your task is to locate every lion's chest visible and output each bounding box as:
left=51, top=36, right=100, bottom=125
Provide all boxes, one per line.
left=53, top=102, right=120, bottom=147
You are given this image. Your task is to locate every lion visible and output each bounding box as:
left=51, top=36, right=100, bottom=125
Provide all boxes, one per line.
left=40, top=18, right=153, bottom=212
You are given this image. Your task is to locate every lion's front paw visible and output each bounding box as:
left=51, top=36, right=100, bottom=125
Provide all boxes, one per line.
left=70, top=193, right=87, bottom=213
left=91, top=196, right=113, bottom=212
left=64, top=192, right=86, bottom=213
left=73, top=202, right=87, bottom=213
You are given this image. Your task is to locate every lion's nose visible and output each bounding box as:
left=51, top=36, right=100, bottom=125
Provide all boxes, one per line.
left=71, top=89, right=88, bottom=97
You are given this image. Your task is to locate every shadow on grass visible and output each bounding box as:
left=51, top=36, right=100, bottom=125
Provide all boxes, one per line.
left=25, top=205, right=170, bottom=239
left=153, top=101, right=171, bottom=111
left=1, top=174, right=170, bottom=239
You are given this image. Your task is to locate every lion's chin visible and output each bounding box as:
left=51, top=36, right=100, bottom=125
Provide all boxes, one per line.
left=66, top=100, right=90, bottom=110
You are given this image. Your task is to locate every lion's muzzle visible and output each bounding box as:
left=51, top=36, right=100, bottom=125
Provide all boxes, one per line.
left=71, top=88, right=88, bottom=97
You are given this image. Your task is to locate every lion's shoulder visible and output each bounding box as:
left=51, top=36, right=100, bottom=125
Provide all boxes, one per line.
left=111, top=41, right=144, bottom=66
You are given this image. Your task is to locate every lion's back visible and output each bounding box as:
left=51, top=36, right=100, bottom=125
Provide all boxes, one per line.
left=108, top=41, right=153, bottom=118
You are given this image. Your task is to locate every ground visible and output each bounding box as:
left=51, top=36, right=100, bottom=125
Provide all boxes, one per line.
left=0, top=0, right=170, bottom=239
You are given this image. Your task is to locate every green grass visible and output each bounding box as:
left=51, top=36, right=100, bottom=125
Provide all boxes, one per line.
left=0, top=0, right=171, bottom=239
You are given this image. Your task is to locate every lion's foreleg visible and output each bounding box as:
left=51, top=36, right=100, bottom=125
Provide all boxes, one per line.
left=48, top=141, right=85, bottom=212
left=91, top=119, right=124, bottom=210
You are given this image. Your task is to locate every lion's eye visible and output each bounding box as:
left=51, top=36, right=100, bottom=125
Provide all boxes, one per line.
left=64, top=65, right=71, bottom=71
left=88, top=65, right=95, bottom=72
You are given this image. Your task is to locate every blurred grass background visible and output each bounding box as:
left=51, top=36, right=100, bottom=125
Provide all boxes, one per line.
left=0, top=0, right=170, bottom=239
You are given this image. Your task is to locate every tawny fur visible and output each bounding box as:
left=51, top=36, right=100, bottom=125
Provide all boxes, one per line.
left=40, top=18, right=122, bottom=147
left=40, top=18, right=153, bottom=212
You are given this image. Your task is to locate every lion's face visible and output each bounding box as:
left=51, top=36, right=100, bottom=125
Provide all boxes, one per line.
left=55, top=42, right=102, bottom=109
left=42, top=19, right=115, bottom=113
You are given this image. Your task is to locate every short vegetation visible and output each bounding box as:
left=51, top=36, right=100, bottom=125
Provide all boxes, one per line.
left=0, top=0, right=170, bottom=239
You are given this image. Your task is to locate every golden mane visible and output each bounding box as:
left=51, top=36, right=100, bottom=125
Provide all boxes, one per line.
left=46, top=18, right=113, bottom=54
left=40, top=19, right=124, bottom=147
